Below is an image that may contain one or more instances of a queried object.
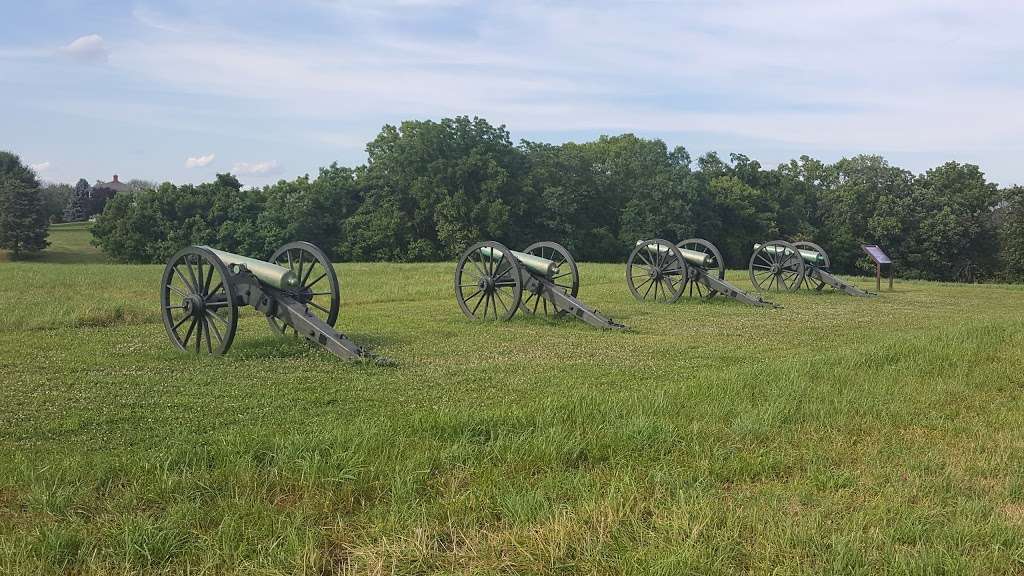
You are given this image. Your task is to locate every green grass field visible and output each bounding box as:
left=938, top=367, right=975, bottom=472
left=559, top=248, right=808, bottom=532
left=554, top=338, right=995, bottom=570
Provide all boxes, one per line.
left=2, top=228, right=1024, bottom=574
left=0, top=221, right=109, bottom=264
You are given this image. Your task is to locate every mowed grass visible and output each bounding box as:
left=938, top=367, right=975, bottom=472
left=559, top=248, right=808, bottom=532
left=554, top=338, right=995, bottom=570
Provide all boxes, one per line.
left=0, top=221, right=109, bottom=264
left=2, top=252, right=1024, bottom=574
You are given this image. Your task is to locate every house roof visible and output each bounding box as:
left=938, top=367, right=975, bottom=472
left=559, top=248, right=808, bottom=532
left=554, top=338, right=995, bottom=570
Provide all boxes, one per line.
left=93, top=174, right=129, bottom=192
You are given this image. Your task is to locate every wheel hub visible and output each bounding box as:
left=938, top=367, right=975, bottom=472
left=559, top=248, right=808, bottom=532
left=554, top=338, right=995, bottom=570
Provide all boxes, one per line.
left=183, top=294, right=206, bottom=316
left=649, top=267, right=663, bottom=281
left=478, top=276, right=496, bottom=293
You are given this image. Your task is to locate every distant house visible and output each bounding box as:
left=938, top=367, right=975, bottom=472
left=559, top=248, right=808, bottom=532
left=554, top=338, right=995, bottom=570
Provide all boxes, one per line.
left=88, top=174, right=128, bottom=216
left=64, top=174, right=129, bottom=222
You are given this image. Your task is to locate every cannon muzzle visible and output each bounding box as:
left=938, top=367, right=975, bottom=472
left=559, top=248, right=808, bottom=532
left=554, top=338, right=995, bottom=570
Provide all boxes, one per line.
left=200, top=246, right=301, bottom=290
left=478, top=246, right=560, bottom=277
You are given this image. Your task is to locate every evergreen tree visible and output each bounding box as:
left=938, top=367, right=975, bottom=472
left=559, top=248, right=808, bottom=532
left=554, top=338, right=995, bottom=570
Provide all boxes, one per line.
left=64, top=178, right=91, bottom=222
left=0, top=152, right=49, bottom=258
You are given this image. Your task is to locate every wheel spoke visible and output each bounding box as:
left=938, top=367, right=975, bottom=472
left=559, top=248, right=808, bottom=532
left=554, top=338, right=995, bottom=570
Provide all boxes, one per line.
left=205, top=311, right=224, bottom=342
left=494, top=289, right=509, bottom=314
left=182, top=317, right=197, bottom=348
left=203, top=317, right=213, bottom=353
left=301, top=261, right=317, bottom=287
left=172, top=314, right=191, bottom=333
left=174, top=265, right=195, bottom=294
left=186, top=259, right=200, bottom=296
left=306, top=272, right=327, bottom=290
left=471, top=291, right=486, bottom=316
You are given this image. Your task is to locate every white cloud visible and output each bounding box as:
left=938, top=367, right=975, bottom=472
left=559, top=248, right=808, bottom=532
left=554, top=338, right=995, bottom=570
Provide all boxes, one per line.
left=232, top=160, right=280, bottom=175
left=61, top=34, right=108, bottom=63
left=44, top=1, right=1024, bottom=183
left=184, top=153, right=216, bottom=168
left=30, top=161, right=51, bottom=173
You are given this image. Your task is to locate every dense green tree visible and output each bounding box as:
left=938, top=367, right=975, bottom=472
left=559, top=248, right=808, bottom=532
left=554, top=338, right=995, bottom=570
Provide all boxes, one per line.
left=902, top=162, right=1000, bottom=280
left=999, top=186, right=1024, bottom=280
left=340, top=116, right=528, bottom=261
left=523, top=134, right=690, bottom=261
left=258, top=163, right=362, bottom=258
left=68, top=116, right=1021, bottom=282
left=63, top=178, right=91, bottom=222
left=815, top=155, right=916, bottom=273
left=92, top=175, right=265, bottom=263
left=39, top=182, right=72, bottom=223
left=0, top=152, right=48, bottom=258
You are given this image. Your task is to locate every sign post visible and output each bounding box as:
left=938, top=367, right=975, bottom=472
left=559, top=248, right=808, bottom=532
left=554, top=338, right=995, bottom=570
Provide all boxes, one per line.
left=861, top=245, right=893, bottom=291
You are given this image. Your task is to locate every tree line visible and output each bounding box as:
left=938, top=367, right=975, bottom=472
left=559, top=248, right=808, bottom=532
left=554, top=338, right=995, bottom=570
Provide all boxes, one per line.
left=5, top=117, right=1023, bottom=280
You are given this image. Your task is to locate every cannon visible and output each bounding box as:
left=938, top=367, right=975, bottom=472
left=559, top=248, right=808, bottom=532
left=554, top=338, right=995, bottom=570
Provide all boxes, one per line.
left=160, top=241, right=378, bottom=360
left=748, top=240, right=873, bottom=297
left=454, top=241, right=626, bottom=330
left=626, top=238, right=777, bottom=307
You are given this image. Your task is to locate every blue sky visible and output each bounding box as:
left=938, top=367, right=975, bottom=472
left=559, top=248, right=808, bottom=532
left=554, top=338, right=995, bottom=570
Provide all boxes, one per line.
left=2, top=0, right=1022, bottom=187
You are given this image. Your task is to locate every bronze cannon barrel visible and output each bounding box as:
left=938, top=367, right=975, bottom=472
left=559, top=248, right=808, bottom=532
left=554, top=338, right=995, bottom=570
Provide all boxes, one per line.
left=478, top=246, right=560, bottom=277
left=753, top=243, right=826, bottom=266
left=638, top=240, right=714, bottom=268
left=200, top=246, right=301, bottom=290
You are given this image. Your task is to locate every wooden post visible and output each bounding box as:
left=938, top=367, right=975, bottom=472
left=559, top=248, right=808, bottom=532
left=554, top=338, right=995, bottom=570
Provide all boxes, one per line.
left=876, top=263, right=881, bottom=292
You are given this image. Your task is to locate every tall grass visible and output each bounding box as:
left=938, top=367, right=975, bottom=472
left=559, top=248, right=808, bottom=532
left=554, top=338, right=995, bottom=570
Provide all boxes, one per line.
left=1, top=257, right=1023, bottom=574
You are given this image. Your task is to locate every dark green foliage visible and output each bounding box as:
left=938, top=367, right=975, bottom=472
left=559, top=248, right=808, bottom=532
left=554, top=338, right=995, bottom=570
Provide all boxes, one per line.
left=814, top=156, right=917, bottom=274
left=39, top=182, right=72, bottom=223
left=63, top=178, right=91, bottom=223
left=999, top=186, right=1024, bottom=281
left=92, top=174, right=264, bottom=263
left=80, top=116, right=1014, bottom=280
left=0, top=151, right=49, bottom=258
left=258, top=163, right=362, bottom=258
left=903, top=162, right=1001, bottom=280
left=339, top=117, right=529, bottom=261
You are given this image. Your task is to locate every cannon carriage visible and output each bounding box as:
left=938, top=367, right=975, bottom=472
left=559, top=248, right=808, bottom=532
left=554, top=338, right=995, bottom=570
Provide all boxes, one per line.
left=625, top=238, right=776, bottom=307
left=748, top=240, right=873, bottom=297
left=454, top=240, right=626, bottom=330
left=160, top=241, right=377, bottom=361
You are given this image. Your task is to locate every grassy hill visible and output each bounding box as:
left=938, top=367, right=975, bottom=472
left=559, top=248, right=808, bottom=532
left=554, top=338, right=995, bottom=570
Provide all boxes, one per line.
left=2, top=250, right=1023, bottom=573
left=0, top=221, right=109, bottom=264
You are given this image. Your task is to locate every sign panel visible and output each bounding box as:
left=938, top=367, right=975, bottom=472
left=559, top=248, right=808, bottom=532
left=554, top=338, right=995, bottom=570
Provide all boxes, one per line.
left=862, top=244, right=891, bottom=264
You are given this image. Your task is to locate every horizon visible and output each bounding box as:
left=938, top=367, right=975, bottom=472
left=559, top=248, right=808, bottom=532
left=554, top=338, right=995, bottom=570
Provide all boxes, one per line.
left=2, top=0, right=1022, bottom=188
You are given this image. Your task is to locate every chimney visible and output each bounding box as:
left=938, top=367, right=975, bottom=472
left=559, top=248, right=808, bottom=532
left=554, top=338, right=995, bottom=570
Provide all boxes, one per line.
left=112, top=174, right=119, bottom=183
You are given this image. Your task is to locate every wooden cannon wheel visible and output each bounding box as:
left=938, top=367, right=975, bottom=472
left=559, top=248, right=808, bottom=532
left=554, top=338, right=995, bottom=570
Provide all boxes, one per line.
left=266, top=241, right=341, bottom=337
left=792, top=240, right=830, bottom=291
left=519, top=241, right=579, bottom=317
left=160, top=246, right=239, bottom=355
left=749, top=240, right=804, bottom=292
left=677, top=238, right=725, bottom=299
left=626, top=239, right=688, bottom=303
left=455, top=241, right=524, bottom=321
